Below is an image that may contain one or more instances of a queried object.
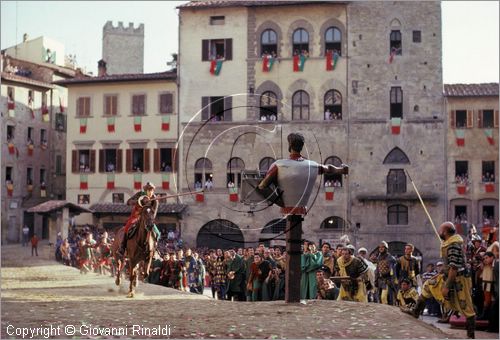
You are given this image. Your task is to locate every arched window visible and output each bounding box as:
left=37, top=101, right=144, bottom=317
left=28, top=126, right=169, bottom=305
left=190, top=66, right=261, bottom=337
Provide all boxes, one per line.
left=324, top=156, right=343, bottom=187
left=227, top=157, right=245, bottom=187
left=324, top=90, right=342, bottom=120
left=261, top=29, right=277, bottom=57
left=259, top=91, right=278, bottom=121
left=292, top=28, right=309, bottom=54
left=325, top=27, right=342, bottom=55
left=194, top=157, right=213, bottom=189
left=320, top=216, right=347, bottom=229
left=259, top=157, right=275, bottom=175
left=383, top=147, right=410, bottom=164
left=196, top=219, right=244, bottom=249
left=292, top=90, right=309, bottom=120
left=390, top=30, right=402, bottom=55
left=390, top=87, right=403, bottom=118
left=387, top=204, right=408, bottom=225
left=261, top=218, right=287, bottom=234
left=387, top=169, right=406, bottom=194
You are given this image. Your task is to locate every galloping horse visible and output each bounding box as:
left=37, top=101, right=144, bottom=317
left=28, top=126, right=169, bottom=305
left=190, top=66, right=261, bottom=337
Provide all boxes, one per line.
left=112, top=205, right=157, bottom=297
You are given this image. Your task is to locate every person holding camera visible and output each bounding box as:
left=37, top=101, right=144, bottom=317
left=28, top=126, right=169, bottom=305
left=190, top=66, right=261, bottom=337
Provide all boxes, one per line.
left=301, top=241, right=324, bottom=300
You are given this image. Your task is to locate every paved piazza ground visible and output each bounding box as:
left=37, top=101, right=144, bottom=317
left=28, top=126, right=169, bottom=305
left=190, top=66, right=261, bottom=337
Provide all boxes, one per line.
left=1, top=242, right=497, bottom=339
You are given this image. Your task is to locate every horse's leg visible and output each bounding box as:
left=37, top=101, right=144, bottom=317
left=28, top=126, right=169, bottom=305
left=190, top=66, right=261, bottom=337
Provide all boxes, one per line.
left=115, top=258, right=122, bottom=286
left=127, top=264, right=136, bottom=298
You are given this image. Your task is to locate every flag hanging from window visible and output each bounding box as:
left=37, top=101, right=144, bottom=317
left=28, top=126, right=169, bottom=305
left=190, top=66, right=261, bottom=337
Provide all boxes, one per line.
left=107, top=173, right=115, bottom=189
left=485, top=183, right=495, bottom=193
left=229, top=187, right=238, bottom=202
left=6, top=182, right=13, bottom=197
left=80, top=174, right=88, bottom=190
left=196, top=191, right=205, bottom=202
left=7, top=98, right=15, bottom=117
left=107, top=117, right=115, bottom=133
left=210, top=59, right=223, bottom=75
left=134, top=116, right=142, bottom=132
left=8, top=142, right=15, bottom=155
left=325, top=186, right=334, bottom=201
left=162, top=173, right=170, bottom=190
left=262, top=55, right=275, bottom=72
left=455, top=129, right=465, bottom=146
left=484, top=129, right=494, bottom=145
left=326, top=51, right=339, bottom=71
left=456, top=184, right=467, bottom=195
left=27, top=184, right=33, bottom=193
left=390, top=117, right=401, bottom=134
left=27, top=144, right=34, bottom=156
left=42, top=105, right=50, bottom=122
left=293, top=54, right=300, bottom=72
left=80, top=118, right=88, bottom=133
left=293, top=54, right=307, bottom=72
left=161, top=115, right=170, bottom=131
left=389, top=48, right=397, bottom=64
left=134, top=173, right=142, bottom=190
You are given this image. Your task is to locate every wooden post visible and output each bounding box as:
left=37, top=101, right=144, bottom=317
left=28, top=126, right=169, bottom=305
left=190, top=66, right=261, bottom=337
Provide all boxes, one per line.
left=285, top=214, right=303, bottom=303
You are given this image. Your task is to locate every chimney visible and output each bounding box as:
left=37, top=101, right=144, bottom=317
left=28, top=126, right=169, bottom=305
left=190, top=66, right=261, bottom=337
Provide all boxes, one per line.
left=97, top=59, right=107, bottom=77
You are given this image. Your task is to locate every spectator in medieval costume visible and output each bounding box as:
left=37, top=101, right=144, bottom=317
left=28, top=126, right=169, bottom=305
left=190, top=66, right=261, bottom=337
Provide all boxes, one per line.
left=147, top=251, right=163, bottom=285
left=395, top=243, right=421, bottom=288
left=97, top=236, right=112, bottom=275
left=316, top=266, right=338, bottom=300
left=118, top=182, right=160, bottom=256
left=397, top=278, right=419, bottom=309
left=193, top=252, right=205, bottom=294
left=267, top=264, right=286, bottom=300
left=374, top=241, right=397, bottom=305
left=185, top=248, right=199, bottom=293
left=160, top=253, right=174, bottom=287
left=176, top=249, right=187, bottom=292
left=248, top=253, right=272, bottom=301
left=213, top=249, right=227, bottom=299
left=60, top=238, right=71, bottom=266
left=358, top=247, right=376, bottom=302
left=336, top=245, right=369, bottom=302
left=226, top=249, right=246, bottom=301
left=321, top=242, right=335, bottom=275
left=301, top=241, right=323, bottom=300
left=421, top=263, right=442, bottom=318
left=478, top=251, right=495, bottom=320
left=244, top=247, right=255, bottom=301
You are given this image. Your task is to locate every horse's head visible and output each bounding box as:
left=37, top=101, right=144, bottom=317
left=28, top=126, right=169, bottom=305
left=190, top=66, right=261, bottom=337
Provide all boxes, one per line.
left=140, top=206, right=155, bottom=227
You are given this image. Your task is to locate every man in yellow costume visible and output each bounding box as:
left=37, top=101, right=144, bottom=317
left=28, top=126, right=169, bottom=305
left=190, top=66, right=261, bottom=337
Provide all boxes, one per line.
left=336, top=244, right=368, bottom=302
left=403, top=221, right=476, bottom=339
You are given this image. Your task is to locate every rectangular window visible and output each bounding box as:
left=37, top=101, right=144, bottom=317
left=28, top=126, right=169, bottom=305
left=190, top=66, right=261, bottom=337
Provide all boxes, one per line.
left=455, top=160, right=468, bottom=178
left=201, top=96, right=232, bottom=121
left=132, top=94, right=146, bottom=115
left=77, top=194, right=90, bottom=205
left=6, top=167, right=13, bottom=181
left=7, top=86, right=14, bottom=101
left=7, top=125, right=15, bottom=141
left=27, top=127, right=34, bottom=143
left=101, top=149, right=118, bottom=172
left=210, top=16, right=225, bottom=25
left=454, top=205, right=467, bottom=222
left=390, top=30, right=402, bottom=55
left=125, top=148, right=150, bottom=173
left=387, top=169, right=407, bottom=194
left=160, top=148, right=173, bottom=171
left=104, top=95, right=118, bottom=116
left=482, top=110, right=494, bottom=128
left=387, top=205, right=408, bottom=225
left=112, top=193, right=124, bottom=203
left=412, top=30, right=421, bottom=43
left=40, top=168, right=46, bottom=185
left=42, top=92, right=47, bottom=107
left=390, top=87, right=403, bottom=118
left=482, top=206, right=495, bottom=222
left=27, top=167, right=33, bottom=185
left=56, top=155, right=63, bottom=175
left=40, top=129, right=47, bottom=145
left=482, top=161, right=495, bottom=182
left=455, top=110, right=467, bottom=128
left=55, top=113, right=66, bottom=132
left=202, top=39, right=233, bottom=61
left=159, top=93, right=173, bottom=114
left=28, top=90, right=34, bottom=103
left=77, top=97, right=91, bottom=116
left=71, top=149, right=96, bottom=173
left=132, top=149, right=144, bottom=171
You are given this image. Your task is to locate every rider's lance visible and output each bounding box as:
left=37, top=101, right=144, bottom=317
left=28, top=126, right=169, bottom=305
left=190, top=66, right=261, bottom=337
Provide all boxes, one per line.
left=150, top=190, right=204, bottom=201
left=405, top=169, right=441, bottom=242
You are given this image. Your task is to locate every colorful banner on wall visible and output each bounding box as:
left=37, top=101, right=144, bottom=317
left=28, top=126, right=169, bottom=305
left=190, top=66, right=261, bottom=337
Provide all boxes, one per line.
left=42, top=105, right=50, bottom=122
left=485, top=183, right=495, bottom=193
left=262, top=55, right=275, bottom=72
left=325, top=186, right=334, bottom=201
left=6, top=182, right=13, bottom=197
left=27, top=144, right=34, bottom=156
left=8, top=142, right=15, bottom=154
left=326, top=51, right=339, bottom=71
left=80, top=174, right=88, bottom=190
left=40, top=184, right=47, bottom=197
left=161, top=115, right=170, bottom=131
left=107, top=117, right=115, bottom=133
left=134, top=173, right=142, bottom=190
left=484, top=129, right=494, bottom=145
left=456, top=184, right=467, bottom=195
left=455, top=129, right=465, bottom=146
left=106, top=173, right=115, bottom=189
left=134, top=116, right=142, bottom=132
left=293, top=54, right=308, bottom=72
left=80, top=118, right=88, bottom=133
left=7, top=98, right=15, bottom=117
left=210, top=59, right=223, bottom=76
left=229, top=187, right=238, bottom=202
left=391, top=117, right=401, bottom=134
left=162, top=173, right=170, bottom=190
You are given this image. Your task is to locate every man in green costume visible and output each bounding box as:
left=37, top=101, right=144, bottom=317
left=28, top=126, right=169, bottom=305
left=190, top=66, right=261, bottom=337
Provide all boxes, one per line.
left=301, top=241, right=323, bottom=300
left=226, top=249, right=246, bottom=301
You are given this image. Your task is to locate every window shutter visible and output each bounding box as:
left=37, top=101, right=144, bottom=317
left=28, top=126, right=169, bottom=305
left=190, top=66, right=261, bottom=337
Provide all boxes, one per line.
left=72, top=150, right=78, bottom=173
left=466, top=110, right=474, bottom=128
left=139, top=95, right=145, bottom=115
left=224, top=96, right=233, bottom=121
left=153, top=148, right=160, bottom=172
left=99, top=150, right=105, bottom=173
left=202, top=39, right=209, bottom=61
left=90, top=150, right=96, bottom=173
left=105, top=96, right=111, bottom=116
left=144, top=149, right=150, bottom=172
left=450, top=110, right=456, bottom=128
left=85, top=97, right=91, bottom=116
left=225, top=39, right=233, bottom=60
left=77, top=98, right=83, bottom=116
left=126, top=149, right=132, bottom=172
left=202, top=97, right=210, bottom=120
left=116, top=149, right=123, bottom=173
left=477, top=110, right=483, bottom=128
left=165, top=93, right=173, bottom=113
left=132, top=96, right=138, bottom=115
left=495, top=110, right=499, bottom=128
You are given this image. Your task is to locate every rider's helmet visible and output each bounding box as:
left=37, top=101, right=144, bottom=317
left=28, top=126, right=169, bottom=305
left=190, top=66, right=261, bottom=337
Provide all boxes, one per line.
left=143, top=182, right=156, bottom=191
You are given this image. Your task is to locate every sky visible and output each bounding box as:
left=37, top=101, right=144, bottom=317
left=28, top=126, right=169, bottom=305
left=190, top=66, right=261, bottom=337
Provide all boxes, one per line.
left=1, top=1, right=498, bottom=84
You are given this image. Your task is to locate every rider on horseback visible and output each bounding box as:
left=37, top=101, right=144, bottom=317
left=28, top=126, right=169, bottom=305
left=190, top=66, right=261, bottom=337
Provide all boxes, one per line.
left=118, top=182, right=160, bottom=256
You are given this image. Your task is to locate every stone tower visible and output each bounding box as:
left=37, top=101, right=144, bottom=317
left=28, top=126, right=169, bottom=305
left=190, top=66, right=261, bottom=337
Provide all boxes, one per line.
left=102, top=21, right=144, bottom=75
